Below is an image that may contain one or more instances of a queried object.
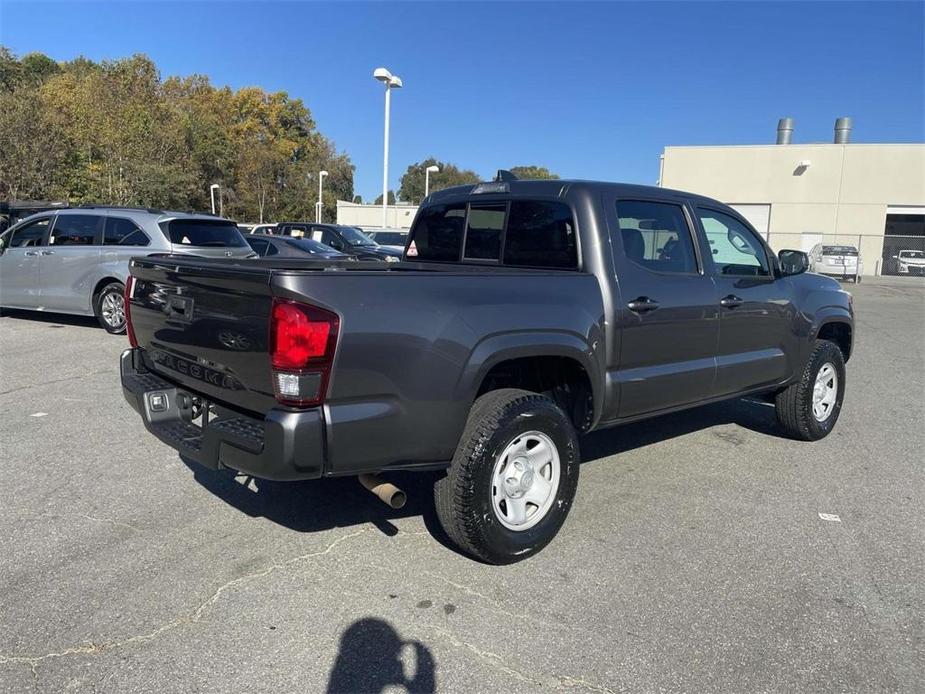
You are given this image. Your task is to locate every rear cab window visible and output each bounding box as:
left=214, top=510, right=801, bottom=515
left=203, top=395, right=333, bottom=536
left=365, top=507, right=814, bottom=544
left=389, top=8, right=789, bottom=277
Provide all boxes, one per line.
left=408, top=199, right=578, bottom=269
left=161, top=219, right=247, bottom=248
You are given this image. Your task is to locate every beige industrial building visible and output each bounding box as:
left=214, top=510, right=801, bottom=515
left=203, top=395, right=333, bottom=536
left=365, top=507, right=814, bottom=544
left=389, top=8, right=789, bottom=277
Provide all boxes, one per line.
left=336, top=200, right=419, bottom=229
left=659, top=119, right=925, bottom=276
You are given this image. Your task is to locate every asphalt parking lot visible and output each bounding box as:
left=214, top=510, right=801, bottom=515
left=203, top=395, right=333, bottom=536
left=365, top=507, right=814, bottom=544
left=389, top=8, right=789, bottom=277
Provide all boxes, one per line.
left=1, top=279, right=923, bottom=693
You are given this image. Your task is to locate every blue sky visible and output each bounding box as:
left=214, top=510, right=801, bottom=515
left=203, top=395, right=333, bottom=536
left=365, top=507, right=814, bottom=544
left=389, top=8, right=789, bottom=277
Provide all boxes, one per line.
left=1, top=1, right=923, bottom=200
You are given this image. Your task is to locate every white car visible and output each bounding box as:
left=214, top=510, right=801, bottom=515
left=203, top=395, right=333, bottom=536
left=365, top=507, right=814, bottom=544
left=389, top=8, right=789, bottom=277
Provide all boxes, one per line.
left=809, top=244, right=863, bottom=282
left=895, top=250, right=925, bottom=275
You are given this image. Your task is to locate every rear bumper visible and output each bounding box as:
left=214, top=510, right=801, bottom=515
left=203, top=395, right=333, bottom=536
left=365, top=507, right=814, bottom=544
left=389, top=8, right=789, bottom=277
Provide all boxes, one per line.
left=121, top=348, right=324, bottom=480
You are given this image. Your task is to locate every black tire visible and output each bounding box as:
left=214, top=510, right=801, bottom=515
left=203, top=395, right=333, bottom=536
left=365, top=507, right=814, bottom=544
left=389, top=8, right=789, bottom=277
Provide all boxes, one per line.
left=93, top=282, right=126, bottom=334
left=434, top=388, right=580, bottom=564
left=775, top=340, right=846, bottom=441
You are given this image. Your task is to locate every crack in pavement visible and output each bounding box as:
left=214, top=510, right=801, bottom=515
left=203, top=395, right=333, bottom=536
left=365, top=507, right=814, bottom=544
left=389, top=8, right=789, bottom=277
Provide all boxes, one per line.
left=0, top=528, right=369, bottom=678
left=0, top=370, right=112, bottom=397
left=19, top=512, right=140, bottom=533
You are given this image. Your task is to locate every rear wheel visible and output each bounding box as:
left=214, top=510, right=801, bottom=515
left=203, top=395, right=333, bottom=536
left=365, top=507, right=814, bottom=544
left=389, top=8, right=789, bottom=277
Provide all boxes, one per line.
left=94, top=282, right=126, bottom=334
left=434, top=388, right=580, bottom=564
left=775, top=340, right=846, bottom=441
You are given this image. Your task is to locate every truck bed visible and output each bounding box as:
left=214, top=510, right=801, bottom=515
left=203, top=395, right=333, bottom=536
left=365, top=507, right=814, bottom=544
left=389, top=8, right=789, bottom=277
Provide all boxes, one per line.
left=127, top=254, right=604, bottom=475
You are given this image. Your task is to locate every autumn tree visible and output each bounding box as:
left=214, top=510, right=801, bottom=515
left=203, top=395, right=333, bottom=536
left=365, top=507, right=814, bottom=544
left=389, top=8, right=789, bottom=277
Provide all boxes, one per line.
left=397, top=158, right=481, bottom=204
left=0, top=47, right=354, bottom=222
left=509, top=165, right=559, bottom=180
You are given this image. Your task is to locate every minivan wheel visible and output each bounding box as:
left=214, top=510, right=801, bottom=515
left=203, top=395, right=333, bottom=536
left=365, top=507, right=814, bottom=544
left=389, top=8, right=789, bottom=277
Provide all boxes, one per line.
left=434, top=388, right=580, bottom=564
left=94, top=282, right=126, bottom=334
left=775, top=340, right=846, bottom=441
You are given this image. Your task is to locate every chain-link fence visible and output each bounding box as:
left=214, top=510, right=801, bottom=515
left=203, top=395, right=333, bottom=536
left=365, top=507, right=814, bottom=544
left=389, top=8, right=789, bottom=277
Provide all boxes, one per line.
left=765, top=232, right=925, bottom=277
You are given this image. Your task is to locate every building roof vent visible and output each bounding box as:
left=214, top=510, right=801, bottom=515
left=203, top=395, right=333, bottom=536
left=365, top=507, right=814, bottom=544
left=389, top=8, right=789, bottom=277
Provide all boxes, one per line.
left=777, top=118, right=794, bottom=145
left=834, top=117, right=852, bottom=144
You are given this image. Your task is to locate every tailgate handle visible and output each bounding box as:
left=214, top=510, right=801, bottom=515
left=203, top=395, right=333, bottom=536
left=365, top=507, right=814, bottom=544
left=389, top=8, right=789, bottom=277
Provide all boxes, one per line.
left=167, top=295, right=194, bottom=321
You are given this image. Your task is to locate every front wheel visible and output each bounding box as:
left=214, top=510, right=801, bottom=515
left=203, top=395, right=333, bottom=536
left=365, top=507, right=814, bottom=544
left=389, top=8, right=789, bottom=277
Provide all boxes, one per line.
left=434, top=388, right=580, bottom=564
left=94, top=282, right=126, bottom=334
left=775, top=340, right=846, bottom=441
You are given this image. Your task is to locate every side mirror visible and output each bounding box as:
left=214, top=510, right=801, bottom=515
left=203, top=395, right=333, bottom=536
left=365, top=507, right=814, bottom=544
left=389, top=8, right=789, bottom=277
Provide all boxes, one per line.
left=778, top=249, right=809, bottom=277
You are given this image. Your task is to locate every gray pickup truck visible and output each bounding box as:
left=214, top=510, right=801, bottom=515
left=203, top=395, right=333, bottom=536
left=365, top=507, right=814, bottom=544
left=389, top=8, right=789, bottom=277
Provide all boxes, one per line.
left=121, top=178, right=853, bottom=564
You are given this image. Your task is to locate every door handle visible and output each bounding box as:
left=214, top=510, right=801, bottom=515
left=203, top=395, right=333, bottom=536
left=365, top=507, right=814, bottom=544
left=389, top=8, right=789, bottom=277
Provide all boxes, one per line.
left=24, top=250, right=38, bottom=256
left=627, top=296, right=660, bottom=313
left=40, top=250, right=55, bottom=256
left=720, top=294, right=744, bottom=308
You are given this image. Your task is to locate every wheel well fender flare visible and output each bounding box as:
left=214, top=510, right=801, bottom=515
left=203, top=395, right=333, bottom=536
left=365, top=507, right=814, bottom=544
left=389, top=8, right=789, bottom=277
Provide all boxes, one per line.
left=456, top=330, right=604, bottom=428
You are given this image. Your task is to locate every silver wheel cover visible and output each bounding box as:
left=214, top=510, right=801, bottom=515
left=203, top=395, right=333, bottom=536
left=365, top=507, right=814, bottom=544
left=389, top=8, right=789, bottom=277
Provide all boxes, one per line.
left=490, top=431, right=561, bottom=531
left=812, top=362, right=838, bottom=422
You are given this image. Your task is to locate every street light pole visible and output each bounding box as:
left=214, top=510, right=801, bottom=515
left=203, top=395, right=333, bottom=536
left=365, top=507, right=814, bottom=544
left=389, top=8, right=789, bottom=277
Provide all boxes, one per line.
left=316, top=170, right=328, bottom=223
left=424, top=165, right=440, bottom=198
left=209, top=183, right=220, bottom=215
left=374, top=67, right=402, bottom=227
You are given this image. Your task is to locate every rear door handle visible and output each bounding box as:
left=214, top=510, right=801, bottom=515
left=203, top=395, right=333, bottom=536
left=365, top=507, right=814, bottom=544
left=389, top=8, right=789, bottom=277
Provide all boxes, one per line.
left=627, top=296, right=660, bottom=313
left=720, top=294, right=744, bottom=308
left=40, top=250, right=55, bottom=256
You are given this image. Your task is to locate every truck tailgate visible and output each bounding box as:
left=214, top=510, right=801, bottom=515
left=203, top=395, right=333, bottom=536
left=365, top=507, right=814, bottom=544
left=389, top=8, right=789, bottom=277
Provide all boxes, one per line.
left=128, top=256, right=277, bottom=415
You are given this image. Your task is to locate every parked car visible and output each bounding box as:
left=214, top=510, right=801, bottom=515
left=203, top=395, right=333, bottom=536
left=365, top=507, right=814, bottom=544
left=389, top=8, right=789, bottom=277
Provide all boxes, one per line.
left=121, top=178, right=853, bottom=564
left=276, top=222, right=401, bottom=261
left=364, top=227, right=409, bottom=253
left=0, top=206, right=254, bottom=334
left=808, top=244, right=863, bottom=282
left=245, top=234, right=353, bottom=260
left=895, top=249, right=925, bottom=275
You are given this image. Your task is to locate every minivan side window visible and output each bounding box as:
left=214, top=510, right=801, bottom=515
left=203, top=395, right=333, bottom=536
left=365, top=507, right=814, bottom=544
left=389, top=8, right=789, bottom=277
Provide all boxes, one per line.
left=50, top=215, right=101, bottom=246
left=615, top=200, right=698, bottom=274
left=8, top=218, right=50, bottom=247
left=104, top=217, right=150, bottom=246
left=697, top=208, right=770, bottom=277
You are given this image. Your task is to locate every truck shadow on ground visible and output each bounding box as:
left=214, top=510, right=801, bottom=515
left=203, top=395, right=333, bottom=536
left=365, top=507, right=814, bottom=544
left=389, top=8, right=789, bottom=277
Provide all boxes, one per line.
left=181, top=397, right=781, bottom=552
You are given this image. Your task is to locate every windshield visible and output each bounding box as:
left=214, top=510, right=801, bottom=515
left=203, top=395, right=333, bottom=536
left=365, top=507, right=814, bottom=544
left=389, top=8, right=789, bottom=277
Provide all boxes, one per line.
left=286, top=238, right=340, bottom=254
left=337, top=225, right=377, bottom=247
left=899, top=250, right=924, bottom=259
left=163, top=219, right=247, bottom=247
left=821, top=245, right=858, bottom=256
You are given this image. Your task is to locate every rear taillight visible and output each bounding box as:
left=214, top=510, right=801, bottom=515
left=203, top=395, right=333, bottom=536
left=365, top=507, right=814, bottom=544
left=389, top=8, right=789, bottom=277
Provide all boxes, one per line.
left=269, top=298, right=339, bottom=407
left=125, top=276, right=138, bottom=348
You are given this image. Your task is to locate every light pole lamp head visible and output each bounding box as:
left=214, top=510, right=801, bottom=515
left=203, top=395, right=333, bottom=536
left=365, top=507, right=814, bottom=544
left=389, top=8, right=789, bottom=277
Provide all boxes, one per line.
left=374, top=67, right=402, bottom=88
left=210, top=183, right=220, bottom=191
left=319, top=170, right=329, bottom=178
left=426, top=165, right=440, bottom=173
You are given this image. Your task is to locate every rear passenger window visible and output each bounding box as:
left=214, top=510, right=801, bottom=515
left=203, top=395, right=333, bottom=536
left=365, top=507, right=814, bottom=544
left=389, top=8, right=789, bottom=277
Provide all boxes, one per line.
left=615, top=201, right=697, bottom=274
left=408, top=203, right=467, bottom=262
left=104, top=217, right=150, bottom=246
left=50, top=215, right=100, bottom=246
left=504, top=201, right=577, bottom=269
left=464, top=204, right=505, bottom=260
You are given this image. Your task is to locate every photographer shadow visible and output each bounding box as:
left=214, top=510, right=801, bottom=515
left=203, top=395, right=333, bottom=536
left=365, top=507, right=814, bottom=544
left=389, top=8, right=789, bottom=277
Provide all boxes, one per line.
left=326, top=618, right=435, bottom=694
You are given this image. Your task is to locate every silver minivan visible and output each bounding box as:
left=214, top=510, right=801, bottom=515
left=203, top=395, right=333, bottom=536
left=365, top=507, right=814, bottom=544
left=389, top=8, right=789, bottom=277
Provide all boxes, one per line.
left=0, top=207, right=254, bottom=333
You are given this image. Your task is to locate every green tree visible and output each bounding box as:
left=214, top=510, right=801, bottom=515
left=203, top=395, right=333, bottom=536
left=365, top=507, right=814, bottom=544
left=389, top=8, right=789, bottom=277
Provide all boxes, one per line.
left=0, top=46, right=355, bottom=223
left=509, top=165, right=559, bottom=180
left=398, top=158, right=480, bottom=204
left=374, top=190, right=396, bottom=205
left=352, top=195, right=363, bottom=204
